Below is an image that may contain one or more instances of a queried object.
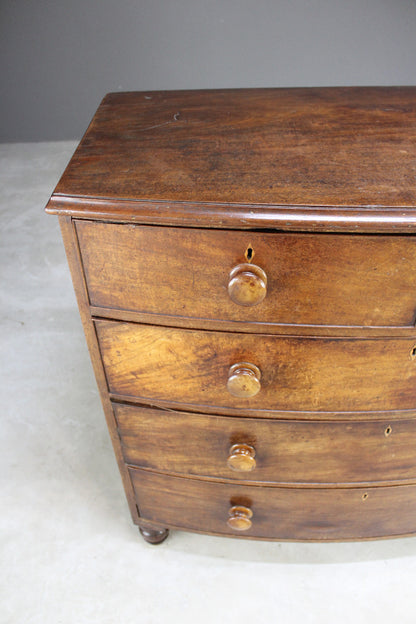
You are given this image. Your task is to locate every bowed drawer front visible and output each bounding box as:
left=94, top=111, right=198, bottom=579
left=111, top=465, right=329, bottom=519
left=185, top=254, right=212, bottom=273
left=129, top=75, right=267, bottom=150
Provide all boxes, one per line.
left=45, top=87, right=416, bottom=544
left=115, top=404, right=416, bottom=486
left=96, top=320, right=416, bottom=413
left=130, top=469, right=416, bottom=541
left=77, top=221, right=416, bottom=328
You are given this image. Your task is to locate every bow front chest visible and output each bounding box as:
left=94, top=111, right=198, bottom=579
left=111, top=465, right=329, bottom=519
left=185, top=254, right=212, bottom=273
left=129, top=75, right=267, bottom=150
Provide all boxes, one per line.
left=46, top=87, right=416, bottom=543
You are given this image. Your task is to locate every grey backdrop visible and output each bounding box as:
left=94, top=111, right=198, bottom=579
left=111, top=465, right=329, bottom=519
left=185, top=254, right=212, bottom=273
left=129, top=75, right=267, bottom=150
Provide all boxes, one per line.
left=1, top=0, right=416, bottom=142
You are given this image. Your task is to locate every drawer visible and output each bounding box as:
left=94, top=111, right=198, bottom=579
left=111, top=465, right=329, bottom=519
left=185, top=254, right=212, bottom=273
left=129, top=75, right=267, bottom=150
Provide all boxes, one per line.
left=96, top=320, right=416, bottom=412
left=115, top=404, right=416, bottom=485
left=77, top=221, right=416, bottom=328
left=131, top=469, right=416, bottom=540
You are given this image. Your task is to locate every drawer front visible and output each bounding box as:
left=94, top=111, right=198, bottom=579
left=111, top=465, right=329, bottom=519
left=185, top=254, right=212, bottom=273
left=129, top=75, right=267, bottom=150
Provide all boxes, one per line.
left=131, top=469, right=416, bottom=540
left=97, top=321, right=416, bottom=412
left=77, top=221, right=416, bottom=328
left=115, top=404, right=416, bottom=485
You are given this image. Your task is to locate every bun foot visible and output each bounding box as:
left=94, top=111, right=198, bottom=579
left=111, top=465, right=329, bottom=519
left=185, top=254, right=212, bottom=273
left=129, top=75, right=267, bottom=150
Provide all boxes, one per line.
left=139, top=526, right=169, bottom=544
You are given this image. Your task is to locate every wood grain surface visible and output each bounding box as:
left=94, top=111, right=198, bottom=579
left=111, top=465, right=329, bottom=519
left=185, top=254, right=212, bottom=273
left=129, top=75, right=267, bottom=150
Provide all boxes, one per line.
left=96, top=320, right=416, bottom=413
left=131, top=468, right=416, bottom=540
left=77, top=220, right=416, bottom=328
left=58, top=217, right=140, bottom=523
left=50, top=88, right=416, bottom=209
left=114, top=403, right=416, bottom=486
left=47, top=88, right=416, bottom=542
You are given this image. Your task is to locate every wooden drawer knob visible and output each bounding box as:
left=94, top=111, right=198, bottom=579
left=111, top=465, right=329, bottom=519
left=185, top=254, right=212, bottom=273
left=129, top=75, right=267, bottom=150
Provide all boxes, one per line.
left=227, top=443, right=257, bottom=472
left=228, top=263, right=267, bottom=307
left=227, top=505, right=253, bottom=531
left=227, top=362, right=261, bottom=398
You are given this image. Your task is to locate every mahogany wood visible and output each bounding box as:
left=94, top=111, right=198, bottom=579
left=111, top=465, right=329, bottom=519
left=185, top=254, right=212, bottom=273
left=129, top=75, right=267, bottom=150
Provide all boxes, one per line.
left=46, top=88, right=416, bottom=544
left=96, top=321, right=416, bottom=413
left=46, top=195, right=416, bottom=233
left=226, top=362, right=261, bottom=399
left=227, top=506, right=253, bottom=531
left=227, top=444, right=257, bottom=473
left=89, top=305, right=416, bottom=338
left=130, top=468, right=416, bottom=541
left=46, top=88, right=416, bottom=213
left=114, top=403, right=416, bottom=486
left=227, top=263, right=267, bottom=307
left=139, top=526, right=169, bottom=545
left=58, top=217, right=139, bottom=523
left=76, top=221, right=416, bottom=329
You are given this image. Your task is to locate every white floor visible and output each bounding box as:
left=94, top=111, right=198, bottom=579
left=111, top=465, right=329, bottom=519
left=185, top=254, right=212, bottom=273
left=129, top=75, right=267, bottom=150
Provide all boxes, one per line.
left=2, top=141, right=416, bottom=624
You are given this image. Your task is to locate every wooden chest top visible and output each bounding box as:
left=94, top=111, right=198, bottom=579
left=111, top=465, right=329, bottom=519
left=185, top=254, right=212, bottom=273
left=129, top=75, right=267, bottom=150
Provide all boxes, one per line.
left=46, top=87, right=416, bottom=232
left=47, top=87, right=416, bottom=543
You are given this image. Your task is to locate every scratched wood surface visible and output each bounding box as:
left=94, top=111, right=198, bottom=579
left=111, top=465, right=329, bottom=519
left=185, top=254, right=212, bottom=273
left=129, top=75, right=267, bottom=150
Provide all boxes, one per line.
left=77, top=220, right=416, bottom=328
left=115, top=403, right=416, bottom=486
left=131, top=468, right=416, bottom=540
left=47, top=88, right=416, bottom=543
left=50, top=88, right=416, bottom=209
left=96, top=320, right=416, bottom=413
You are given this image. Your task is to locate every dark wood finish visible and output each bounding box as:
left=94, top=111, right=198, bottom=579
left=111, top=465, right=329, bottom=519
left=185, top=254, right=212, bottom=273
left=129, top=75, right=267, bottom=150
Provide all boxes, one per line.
left=114, top=404, right=416, bottom=485
left=46, top=88, right=416, bottom=227
left=46, top=195, right=416, bottom=233
left=97, top=321, right=416, bottom=413
left=89, top=305, right=416, bottom=338
left=47, top=88, right=416, bottom=544
left=77, top=221, right=416, bottom=329
left=58, top=217, right=139, bottom=524
left=131, top=468, right=416, bottom=541
left=139, top=526, right=169, bottom=545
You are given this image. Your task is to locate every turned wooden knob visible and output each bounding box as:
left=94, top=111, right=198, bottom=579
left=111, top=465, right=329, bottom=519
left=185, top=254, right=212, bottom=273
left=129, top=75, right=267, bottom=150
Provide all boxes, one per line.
left=227, top=443, right=257, bottom=472
left=227, top=362, right=261, bottom=398
left=227, top=505, right=253, bottom=531
left=228, top=263, right=267, bottom=307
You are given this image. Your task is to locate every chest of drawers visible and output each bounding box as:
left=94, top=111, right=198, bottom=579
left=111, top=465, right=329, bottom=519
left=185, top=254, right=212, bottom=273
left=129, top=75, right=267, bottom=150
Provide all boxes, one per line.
left=46, top=87, right=416, bottom=544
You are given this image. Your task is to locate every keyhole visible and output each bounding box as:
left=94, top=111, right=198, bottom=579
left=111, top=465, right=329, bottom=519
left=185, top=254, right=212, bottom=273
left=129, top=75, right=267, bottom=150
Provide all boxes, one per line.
left=411, top=346, right=416, bottom=359
left=245, top=245, right=254, bottom=262
left=384, top=425, right=392, bottom=437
